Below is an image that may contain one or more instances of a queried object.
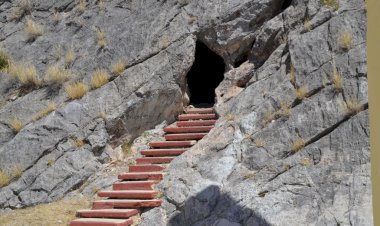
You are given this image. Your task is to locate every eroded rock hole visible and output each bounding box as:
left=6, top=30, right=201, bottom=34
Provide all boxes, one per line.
left=234, top=52, right=249, bottom=68
left=281, top=0, right=292, bottom=9
left=187, top=42, right=225, bottom=107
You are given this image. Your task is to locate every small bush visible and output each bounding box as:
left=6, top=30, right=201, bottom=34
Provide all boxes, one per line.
left=73, top=137, right=85, bottom=147
left=45, top=65, right=72, bottom=85
left=10, top=117, right=23, bottom=132
left=64, top=49, right=75, bottom=67
left=332, top=66, right=343, bottom=91
left=32, top=102, right=56, bottom=121
left=111, top=59, right=126, bottom=76
left=0, top=170, right=10, bottom=187
left=78, top=0, right=86, bottom=13
left=11, top=166, right=23, bottom=178
left=278, top=101, right=291, bottom=117
left=295, top=86, right=308, bottom=100
left=91, top=69, right=109, bottom=89
left=97, top=29, right=106, bottom=49
left=291, top=138, right=306, bottom=152
left=7, top=62, right=40, bottom=87
left=24, top=19, right=43, bottom=40
left=304, top=17, right=312, bottom=31
left=338, top=31, right=353, bottom=50
left=19, top=0, right=32, bottom=13
left=10, top=0, right=32, bottom=21
left=254, top=138, right=265, bottom=148
left=321, top=0, right=339, bottom=11
left=345, top=98, right=363, bottom=115
left=65, top=82, right=88, bottom=99
left=0, top=50, right=10, bottom=71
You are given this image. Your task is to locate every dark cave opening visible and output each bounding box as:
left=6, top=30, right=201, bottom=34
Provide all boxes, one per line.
left=186, top=42, right=225, bottom=107
left=281, top=0, right=292, bottom=9
left=234, top=52, right=249, bottom=68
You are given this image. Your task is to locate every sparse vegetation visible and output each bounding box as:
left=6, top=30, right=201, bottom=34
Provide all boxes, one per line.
left=47, top=159, right=55, bottom=167
left=262, top=111, right=275, bottom=127
left=338, top=31, right=353, bottom=50
left=288, top=64, right=296, bottom=84
left=178, top=0, right=191, bottom=6
left=73, top=137, right=85, bottom=147
left=45, top=65, right=72, bottom=85
left=24, top=19, right=43, bottom=40
left=19, top=0, right=32, bottom=13
left=0, top=50, right=10, bottom=71
left=0, top=170, right=10, bottom=187
left=97, top=29, right=106, bottom=48
left=291, top=138, right=306, bottom=152
left=64, top=49, right=75, bottom=67
left=225, top=113, right=235, bottom=121
left=91, top=69, right=109, bottom=89
left=10, top=117, right=23, bottom=132
left=295, top=86, right=308, bottom=100
left=160, top=34, right=170, bottom=49
left=300, top=158, right=313, bottom=167
left=65, top=82, right=88, bottom=99
left=304, top=17, right=312, bottom=31
left=121, top=143, right=133, bottom=157
left=32, top=102, right=57, bottom=121
left=11, top=165, right=23, bottom=178
left=99, top=111, right=107, bottom=120
left=98, top=0, right=105, bottom=10
left=7, top=62, right=41, bottom=87
left=53, top=11, right=60, bottom=24
left=188, top=16, right=198, bottom=24
left=78, top=0, right=86, bottom=13
left=92, top=186, right=101, bottom=194
left=243, top=171, right=257, bottom=180
left=280, top=34, right=288, bottom=45
left=53, top=45, right=62, bottom=61
left=345, top=98, right=363, bottom=115
left=254, top=138, right=265, bottom=148
left=321, top=0, right=339, bottom=11
left=332, top=65, right=343, bottom=91
left=111, top=59, right=126, bottom=76
left=10, top=0, right=32, bottom=20
left=278, top=101, right=291, bottom=117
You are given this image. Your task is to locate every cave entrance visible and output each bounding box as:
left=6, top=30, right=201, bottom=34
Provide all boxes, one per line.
left=186, top=42, right=225, bottom=107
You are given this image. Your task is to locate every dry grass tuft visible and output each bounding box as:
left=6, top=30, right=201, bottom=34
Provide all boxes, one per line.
left=278, top=101, right=291, bottom=117
left=225, top=113, right=235, bottom=122
left=47, top=159, right=55, bottom=167
left=10, top=0, right=32, bottom=21
left=321, top=0, right=339, bottom=11
left=0, top=170, right=10, bottom=188
left=7, top=62, right=40, bottom=87
left=300, top=158, right=313, bottom=167
left=78, top=0, right=86, bottom=13
left=11, top=165, right=23, bottom=178
left=188, top=16, right=198, bottom=24
left=45, top=65, right=72, bottom=85
left=338, top=31, right=353, bottom=50
left=65, top=82, right=88, bottom=99
left=53, top=45, right=62, bottom=61
left=91, top=69, right=109, bottom=89
left=304, top=17, right=312, bottom=31
left=243, top=171, right=257, bottom=180
left=332, top=65, right=343, bottom=91
left=121, top=143, right=133, bottom=157
left=32, top=102, right=56, bottom=121
left=288, top=64, right=296, bottom=84
left=24, top=19, right=43, bottom=40
left=111, top=59, right=126, bottom=76
left=99, top=111, right=107, bottom=120
left=73, top=137, right=85, bottom=147
left=160, top=34, right=170, bottom=49
left=97, top=29, right=106, bottom=49
left=0, top=198, right=91, bottom=225
left=295, top=86, right=308, bottom=100
left=262, top=111, right=275, bottom=127
left=345, top=98, right=363, bottom=115
left=178, top=0, right=191, bottom=6
left=10, top=117, right=24, bottom=132
left=291, top=138, right=306, bottom=152
left=64, top=49, right=75, bottom=67
left=254, top=138, right=265, bottom=148
left=0, top=50, right=10, bottom=71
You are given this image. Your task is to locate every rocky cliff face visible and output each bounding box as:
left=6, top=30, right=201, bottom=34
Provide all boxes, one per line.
left=0, top=0, right=371, bottom=225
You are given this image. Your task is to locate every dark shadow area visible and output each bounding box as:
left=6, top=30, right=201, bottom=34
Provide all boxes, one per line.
left=234, top=51, right=249, bottom=68
left=281, top=0, right=292, bottom=10
left=187, top=42, right=225, bottom=107
left=168, top=185, right=271, bottom=226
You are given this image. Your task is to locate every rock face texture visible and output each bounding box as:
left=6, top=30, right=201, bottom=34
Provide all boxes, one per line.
left=0, top=0, right=371, bottom=225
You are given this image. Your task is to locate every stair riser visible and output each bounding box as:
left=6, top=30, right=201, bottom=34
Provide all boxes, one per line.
left=136, top=158, right=173, bottom=164
left=70, top=219, right=133, bottom=226
left=178, top=114, right=216, bottom=121
left=98, top=193, right=158, bottom=199
left=93, top=201, right=162, bottom=209
left=77, top=210, right=138, bottom=219
left=185, top=108, right=214, bottom=114
left=118, top=174, right=164, bottom=180
left=149, top=141, right=195, bottom=148
left=164, top=126, right=213, bottom=133
left=176, top=120, right=217, bottom=127
left=164, top=134, right=205, bottom=141
left=140, top=150, right=186, bottom=156
left=113, top=183, right=154, bottom=190
left=129, top=165, right=165, bottom=172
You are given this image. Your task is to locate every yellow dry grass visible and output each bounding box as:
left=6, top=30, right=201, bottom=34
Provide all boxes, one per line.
left=225, top=113, right=235, bottom=121
left=78, top=0, right=86, bottom=13
left=24, top=19, right=43, bottom=40
left=0, top=198, right=91, bottom=226
left=7, top=62, right=40, bottom=87
left=288, top=64, right=295, bottom=84
left=0, top=50, right=10, bottom=71
left=0, top=170, right=10, bottom=188
left=11, top=165, right=23, bottom=178
left=321, top=0, right=339, bottom=11
left=345, top=98, right=363, bottom=115
left=97, top=29, right=106, bottom=48
left=32, top=102, right=56, bottom=122
left=304, top=18, right=312, bottom=31
left=111, top=59, right=126, bottom=76
left=73, top=137, right=85, bottom=147
left=65, top=49, right=75, bottom=67
left=332, top=66, right=343, bottom=91
left=291, top=138, right=306, bottom=152
left=254, top=138, right=265, bottom=148
left=65, top=82, right=88, bottom=99
left=98, top=111, right=107, bottom=120
left=295, top=86, right=308, bottom=100
left=338, top=31, right=353, bottom=50
left=300, top=158, right=313, bottom=167
left=10, top=117, right=23, bottom=132
left=91, top=69, right=109, bottom=89
left=45, top=65, right=72, bottom=85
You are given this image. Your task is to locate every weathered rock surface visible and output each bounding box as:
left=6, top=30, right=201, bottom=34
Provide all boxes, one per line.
left=0, top=0, right=371, bottom=225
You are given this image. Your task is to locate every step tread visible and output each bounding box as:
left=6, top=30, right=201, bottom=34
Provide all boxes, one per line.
left=70, top=218, right=133, bottom=226
left=178, top=113, right=216, bottom=121
left=140, top=149, right=187, bottom=156
left=98, top=190, right=160, bottom=199
left=185, top=108, right=214, bottom=114
left=77, top=209, right=138, bottom=218
left=93, top=199, right=162, bottom=208
left=149, top=140, right=196, bottom=148
left=164, top=126, right=214, bottom=133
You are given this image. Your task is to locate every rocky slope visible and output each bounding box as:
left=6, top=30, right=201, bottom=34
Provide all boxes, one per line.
left=0, top=0, right=371, bottom=225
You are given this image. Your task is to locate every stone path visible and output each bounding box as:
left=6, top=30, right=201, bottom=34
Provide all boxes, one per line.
left=70, top=107, right=217, bottom=226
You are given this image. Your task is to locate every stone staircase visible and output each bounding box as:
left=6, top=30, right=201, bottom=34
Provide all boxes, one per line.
left=70, top=107, right=217, bottom=226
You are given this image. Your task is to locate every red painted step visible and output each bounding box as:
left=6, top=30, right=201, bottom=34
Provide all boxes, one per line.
left=165, top=133, right=207, bottom=141
left=135, top=157, right=174, bottom=164
left=77, top=209, right=138, bottom=218
left=149, top=140, right=196, bottom=148
left=176, top=120, right=217, bottom=127
left=118, top=172, right=164, bottom=180
left=164, top=126, right=214, bottom=133
left=140, top=149, right=187, bottom=156
left=70, top=218, right=133, bottom=226
left=113, top=181, right=158, bottom=190
left=98, top=190, right=160, bottom=199
left=178, top=113, right=216, bottom=121
left=93, top=199, right=162, bottom=209
left=185, top=108, right=214, bottom=114
left=129, top=164, right=166, bottom=172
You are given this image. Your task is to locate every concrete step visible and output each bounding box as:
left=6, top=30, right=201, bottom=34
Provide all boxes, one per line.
left=165, top=133, right=206, bottom=141
left=113, top=181, right=158, bottom=190
left=70, top=218, right=133, bottom=226
left=176, top=120, right=217, bottom=127
left=164, top=126, right=213, bottom=133
left=135, top=157, right=175, bottom=164
left=149, top=140, right=196, bottom=148
left=129, top=164, right=166, bottom=172
left=77, top=209, right=138, bottom=219
left=98, top=190, right=160, bottom=199
left=93, top=199, right=162, bottom=209
left=118, top=172, right=164, bottom=180
left=185, top=108, right=214, bottom=114
left=140, top=149, right=187, bottom=156
left=178, top=113, right=216, bottom=121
